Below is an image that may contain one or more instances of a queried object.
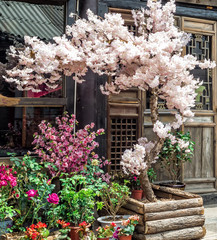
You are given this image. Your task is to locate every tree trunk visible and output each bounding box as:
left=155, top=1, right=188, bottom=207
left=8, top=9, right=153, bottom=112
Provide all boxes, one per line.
left=140, top=88, right=164, bottom=202
left=139, top=170, right=157, bottom=202
left=150, top=88, right=159, bottom=124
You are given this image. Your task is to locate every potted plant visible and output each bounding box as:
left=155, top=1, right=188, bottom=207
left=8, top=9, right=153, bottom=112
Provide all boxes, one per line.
left=97, top=181, right=131, bottom=226
left=130, top=176, right=143, bottom=200
left=117, top=215, right=139, bottom=240
left=96, top=223, right=116, bottom=240
left=0, top=164, right=17, bottom=236
left=21, top=221, right=50, bottom=240
left=77, top=221, right=96, bottom=240
left=56, top=174, right=96, bottom=240
left=57, top=219, right=71, bottom=240
left=158, top=131, right=195, bottom=189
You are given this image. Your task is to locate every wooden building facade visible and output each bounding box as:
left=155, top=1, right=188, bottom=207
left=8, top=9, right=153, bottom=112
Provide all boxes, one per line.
left=1, top=0, right=217, bottom=195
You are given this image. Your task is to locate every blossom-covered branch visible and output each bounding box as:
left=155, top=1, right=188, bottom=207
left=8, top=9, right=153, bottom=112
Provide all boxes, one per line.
left=32, top=112, right=105, bottom=175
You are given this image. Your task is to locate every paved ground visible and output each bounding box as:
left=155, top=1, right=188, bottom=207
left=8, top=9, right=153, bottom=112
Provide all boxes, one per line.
left=202, top=204, right=217, bottom=240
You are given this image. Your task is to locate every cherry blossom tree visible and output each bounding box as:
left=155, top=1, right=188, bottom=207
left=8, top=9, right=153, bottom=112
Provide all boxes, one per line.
left=4, top=0, right=215, bottom=201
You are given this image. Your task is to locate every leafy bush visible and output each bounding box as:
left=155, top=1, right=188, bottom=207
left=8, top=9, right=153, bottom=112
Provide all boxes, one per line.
left=97, top=182, right=131, bottom=221
left=56, top=174, right=96, bottom=226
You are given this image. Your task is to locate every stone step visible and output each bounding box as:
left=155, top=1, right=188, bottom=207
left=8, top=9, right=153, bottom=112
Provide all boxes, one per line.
left=202, top=205, right=217, bottom=240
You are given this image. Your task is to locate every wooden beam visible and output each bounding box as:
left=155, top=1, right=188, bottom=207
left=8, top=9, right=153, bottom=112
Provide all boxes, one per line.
left=0, top=95, right=67, bottom=107
left=144, top=215, right=205, bottom=234
left=176, top=0, right=217, bottom=7
left=134, top=226, right=206, bottom=240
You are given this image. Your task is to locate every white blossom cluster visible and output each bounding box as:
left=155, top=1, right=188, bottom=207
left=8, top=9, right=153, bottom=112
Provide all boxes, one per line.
left=121, top=137, right=158, bottom=175
left=121, top=144, right=147, bottom=175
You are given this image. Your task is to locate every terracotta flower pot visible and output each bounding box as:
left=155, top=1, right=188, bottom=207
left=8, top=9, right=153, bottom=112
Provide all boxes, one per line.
left=97, top=238, right=110, bottom=240
left=119, top=235, right=132, bottom=240
left=69, top=226, right=80, bottom=240
left=131, top=189, right=143, bottom=200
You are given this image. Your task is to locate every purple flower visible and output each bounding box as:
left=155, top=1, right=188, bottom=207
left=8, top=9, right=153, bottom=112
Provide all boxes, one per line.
left=7, top=224, right=12, bottom=229
left=113, top=227, right=120, bottom=239
left=47, top=193, right=59, bottom=204
left=26, top=189, right=39, bottom=200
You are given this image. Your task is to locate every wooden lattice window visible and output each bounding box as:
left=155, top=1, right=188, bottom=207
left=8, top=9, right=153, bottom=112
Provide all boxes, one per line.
left=186, top=34, right=213, bottom=110
left=109, top=117, right=138, bottom=172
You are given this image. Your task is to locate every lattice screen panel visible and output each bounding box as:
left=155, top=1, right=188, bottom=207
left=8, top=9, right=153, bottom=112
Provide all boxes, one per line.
left=110, top=117, right=138, bottom=172
left=186, top=34, right=212, bottom=110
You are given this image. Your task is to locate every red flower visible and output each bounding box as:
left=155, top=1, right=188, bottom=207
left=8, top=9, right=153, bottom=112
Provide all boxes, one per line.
left=111, top=222, right=116, bottom=227
left=35, top=222, right=47, bottom=229
left=57, top=220, right=70, bottom=228
left=79, top=221, right=88, bottom=227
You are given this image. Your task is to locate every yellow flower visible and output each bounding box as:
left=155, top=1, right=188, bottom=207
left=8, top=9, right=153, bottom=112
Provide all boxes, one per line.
left=91, top=159, right=99, bottom=166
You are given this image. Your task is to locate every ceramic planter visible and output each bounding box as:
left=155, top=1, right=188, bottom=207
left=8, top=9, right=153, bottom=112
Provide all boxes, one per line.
left=159, top=181, right=186, bottom=190
left=0, top=219, right=13, bottom=236
left=68, top=226, right=80, bottom=240
left=131, top=189, right=143, bottom=200
left=97, top=215, right=131, bottom=229
left=119, top=235, right=132, bottom=240
left=97, top=238, right=109, bottom=240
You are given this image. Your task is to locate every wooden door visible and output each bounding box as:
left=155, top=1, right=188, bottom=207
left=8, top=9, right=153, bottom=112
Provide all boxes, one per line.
left=182, top=17, right=217, bottom=193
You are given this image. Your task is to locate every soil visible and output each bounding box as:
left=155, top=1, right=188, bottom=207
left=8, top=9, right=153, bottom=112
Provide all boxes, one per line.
left=103, top=216, right=128, bottom=221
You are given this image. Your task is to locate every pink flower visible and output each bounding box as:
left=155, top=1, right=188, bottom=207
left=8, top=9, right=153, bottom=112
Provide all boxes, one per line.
left=96, top=128, right=104, bottom=135
left=47, top=193, right=59, bottom=204
left=10, top=180, right=17, bottom=187
left=32, top=113, right=105, bottom=175
left=0, top=180, right=8, bottom=186
left=26, top=189, right=39, bottom=200
left=133, top=176, right=137, bottom=181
